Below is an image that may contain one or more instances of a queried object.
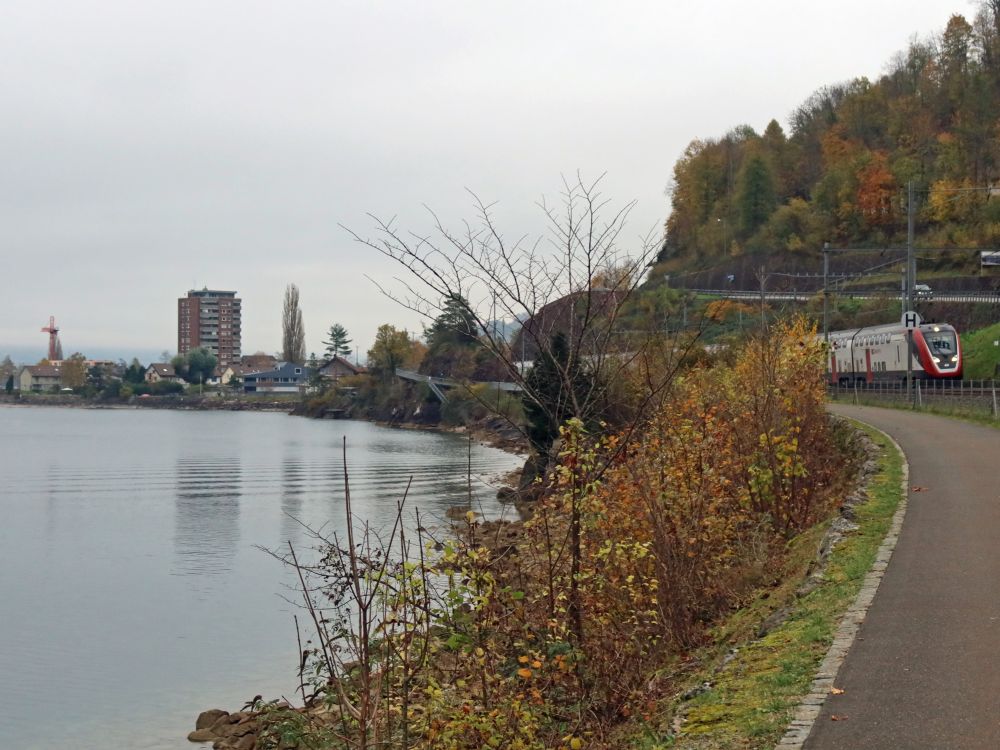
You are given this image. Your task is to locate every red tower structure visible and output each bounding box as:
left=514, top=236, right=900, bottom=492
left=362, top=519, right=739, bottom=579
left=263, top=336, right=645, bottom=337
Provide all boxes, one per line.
left=41, top=316, right=62, bottom=361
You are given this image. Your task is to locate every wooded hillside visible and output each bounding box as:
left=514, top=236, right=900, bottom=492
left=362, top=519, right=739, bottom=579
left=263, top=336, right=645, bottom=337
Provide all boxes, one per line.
left=661, top=6, right=1000, bottom=266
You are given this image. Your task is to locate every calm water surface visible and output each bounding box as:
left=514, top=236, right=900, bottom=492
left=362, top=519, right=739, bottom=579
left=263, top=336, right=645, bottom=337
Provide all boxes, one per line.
left=0, top=406, right=522, bottom=749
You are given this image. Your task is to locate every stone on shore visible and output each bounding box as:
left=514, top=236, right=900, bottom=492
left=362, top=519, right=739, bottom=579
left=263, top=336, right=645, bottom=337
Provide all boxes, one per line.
left=196, top=709, right=229, bottom=730
left=187, top=727, right=217, bottom=742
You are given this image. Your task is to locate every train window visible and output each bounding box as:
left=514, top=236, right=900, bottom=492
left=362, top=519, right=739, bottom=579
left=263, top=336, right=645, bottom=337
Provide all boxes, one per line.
left=925, top=330, right=957, bottom=356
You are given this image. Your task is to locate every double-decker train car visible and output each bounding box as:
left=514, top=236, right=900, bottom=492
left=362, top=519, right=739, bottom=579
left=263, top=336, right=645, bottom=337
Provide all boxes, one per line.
left=826, top=321, right=962, bottom=384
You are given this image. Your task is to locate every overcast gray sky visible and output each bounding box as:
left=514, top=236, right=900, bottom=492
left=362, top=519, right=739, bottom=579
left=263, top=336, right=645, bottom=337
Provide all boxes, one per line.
left=0, top=1, right=966, bottom=363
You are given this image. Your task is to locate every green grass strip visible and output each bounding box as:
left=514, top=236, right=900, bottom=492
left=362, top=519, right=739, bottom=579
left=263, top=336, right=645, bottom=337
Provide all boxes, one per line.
left=959, top=322, right=1000, bottom=380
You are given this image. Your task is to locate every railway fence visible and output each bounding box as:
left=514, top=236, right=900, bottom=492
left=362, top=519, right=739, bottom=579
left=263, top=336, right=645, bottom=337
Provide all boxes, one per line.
left=688, top=288, right=1000, bottom=304
left=827, top=379, right=1000, bottom=420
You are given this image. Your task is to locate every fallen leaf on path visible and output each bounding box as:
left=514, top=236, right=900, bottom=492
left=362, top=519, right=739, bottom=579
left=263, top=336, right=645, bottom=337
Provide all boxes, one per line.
left=912, top=486, right=929, bottom=492
left=831, top=687, right=845, bottom=695
left=831, top=714, right=848, bottom=721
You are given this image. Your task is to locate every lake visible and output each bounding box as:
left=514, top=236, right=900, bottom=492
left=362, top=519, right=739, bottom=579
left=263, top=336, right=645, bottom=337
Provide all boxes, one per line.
left=0, top=405, right=523, bottom=749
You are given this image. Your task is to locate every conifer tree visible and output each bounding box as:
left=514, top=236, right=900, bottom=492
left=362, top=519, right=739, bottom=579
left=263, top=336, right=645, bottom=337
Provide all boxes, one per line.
left=323, top=324, right=352, bottom=360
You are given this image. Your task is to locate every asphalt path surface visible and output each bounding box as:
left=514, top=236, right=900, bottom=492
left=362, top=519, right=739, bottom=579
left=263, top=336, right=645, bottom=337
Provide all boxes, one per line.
left=805, top=405, right=1000, bottom=749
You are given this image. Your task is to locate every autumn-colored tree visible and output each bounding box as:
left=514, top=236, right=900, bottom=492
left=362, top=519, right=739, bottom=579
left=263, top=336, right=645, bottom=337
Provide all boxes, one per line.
left=855, top=151, right=897, bottom=227
left=661, top=11, right=1000, bottom=257
left=366, top=324, right=422, bottom=379
left=60, top=352, right=87, bottom=389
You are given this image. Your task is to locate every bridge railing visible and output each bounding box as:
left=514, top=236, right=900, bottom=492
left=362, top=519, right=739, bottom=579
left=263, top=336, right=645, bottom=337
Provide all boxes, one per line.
left=394, top=368, right=522, bottom=403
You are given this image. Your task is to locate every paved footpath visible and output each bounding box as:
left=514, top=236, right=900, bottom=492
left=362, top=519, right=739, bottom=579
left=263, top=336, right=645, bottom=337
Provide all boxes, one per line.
left=805, top=405, right=1000, bottom=749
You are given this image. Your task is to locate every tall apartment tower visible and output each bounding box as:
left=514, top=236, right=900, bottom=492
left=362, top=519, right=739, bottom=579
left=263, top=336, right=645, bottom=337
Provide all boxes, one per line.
left=177, top=288, right=242, bottom=366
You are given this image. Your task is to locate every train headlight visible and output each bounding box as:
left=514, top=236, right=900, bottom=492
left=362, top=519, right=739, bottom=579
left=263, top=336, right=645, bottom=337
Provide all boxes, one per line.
left=932, top=356, right=940, bottom=363
left=951, top=355, right=958, bottom=362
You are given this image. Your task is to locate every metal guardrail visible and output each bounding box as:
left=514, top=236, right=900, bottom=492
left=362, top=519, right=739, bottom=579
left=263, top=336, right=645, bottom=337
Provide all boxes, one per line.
left=827, top=379, right=1000, bottom=419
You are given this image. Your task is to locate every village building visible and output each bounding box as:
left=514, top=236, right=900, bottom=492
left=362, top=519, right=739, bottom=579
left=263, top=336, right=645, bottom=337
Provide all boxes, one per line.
left=318, top=355, right=364, bottom=381
left=17, top=364, right=63, bottom=392
left=242, top=362, right=313, bottom=394
left=145, top=363, right=184, bottom=384
left=177, top=288, right=242, bottom=367
left=240, top=353, right=279, bottom=373
left=208, top=364, right=245, bottom=386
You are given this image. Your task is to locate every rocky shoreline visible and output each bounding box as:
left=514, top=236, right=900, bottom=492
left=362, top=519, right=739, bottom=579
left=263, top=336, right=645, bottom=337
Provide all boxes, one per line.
left=187, top=513, right=533, bottom=750
left=180, top=415, right=532, bottom=750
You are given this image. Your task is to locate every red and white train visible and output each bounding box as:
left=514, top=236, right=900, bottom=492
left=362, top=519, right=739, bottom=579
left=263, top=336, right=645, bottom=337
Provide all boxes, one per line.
left=826, top=321, right=962, bottom=384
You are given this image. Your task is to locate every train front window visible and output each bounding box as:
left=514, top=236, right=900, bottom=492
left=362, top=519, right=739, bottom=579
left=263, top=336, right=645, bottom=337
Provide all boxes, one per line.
left=924, top=330, right=957, bottom=357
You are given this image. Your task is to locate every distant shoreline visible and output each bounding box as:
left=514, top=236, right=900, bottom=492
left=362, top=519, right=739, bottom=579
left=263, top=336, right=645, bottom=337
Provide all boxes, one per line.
left=0, top=393, right=298, bottom=412
left=0, top=393, right=531, bottom=457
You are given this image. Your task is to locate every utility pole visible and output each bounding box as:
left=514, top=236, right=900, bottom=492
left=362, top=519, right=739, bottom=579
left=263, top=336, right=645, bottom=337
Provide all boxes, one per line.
left=822, top=243, right=830, bottom=344
left=758, top=265, right=767, bottom=330
left=907, top=181, right=916, bottom=313
left=906, top=181, right=915, bottom=404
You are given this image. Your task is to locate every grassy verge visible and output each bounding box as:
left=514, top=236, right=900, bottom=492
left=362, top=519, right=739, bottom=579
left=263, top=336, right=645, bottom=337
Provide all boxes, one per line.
left=629, top=421, right=904, bottom=749
left=960, top=322, right=1000, bottom=379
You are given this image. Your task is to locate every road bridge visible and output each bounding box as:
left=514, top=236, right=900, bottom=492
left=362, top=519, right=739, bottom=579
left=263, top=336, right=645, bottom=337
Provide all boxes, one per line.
left=394, top=368, right=522, bottom=403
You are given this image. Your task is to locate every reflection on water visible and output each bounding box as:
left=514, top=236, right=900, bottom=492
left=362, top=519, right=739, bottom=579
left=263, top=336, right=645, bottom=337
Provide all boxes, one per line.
left=174, top=455, right=241, bottom=577
left=0, top=407, right=523, bottom=750
left=279, top=452, right=307, bottom=549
